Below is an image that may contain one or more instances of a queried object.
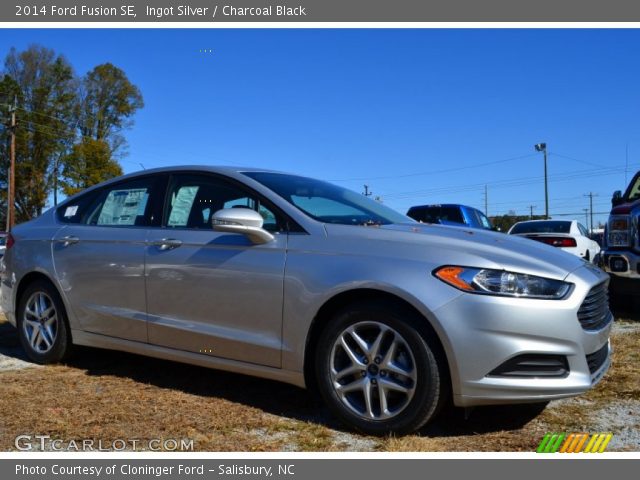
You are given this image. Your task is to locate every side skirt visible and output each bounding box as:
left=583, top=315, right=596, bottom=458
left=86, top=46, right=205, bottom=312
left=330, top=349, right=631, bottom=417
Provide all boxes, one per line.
left=71, top=329, right=306, bottom=388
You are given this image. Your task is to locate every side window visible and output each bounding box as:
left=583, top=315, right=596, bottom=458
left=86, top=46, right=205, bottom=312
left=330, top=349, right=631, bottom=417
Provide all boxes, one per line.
left=475, top=210, right=492, bottom=229
left=84, top=177, right=159, bottom=227
left=56, top=190, right=100, bottom=224
left=165, top=174, right=283, bottom=232
left=578, top=223, right=588, bottom=236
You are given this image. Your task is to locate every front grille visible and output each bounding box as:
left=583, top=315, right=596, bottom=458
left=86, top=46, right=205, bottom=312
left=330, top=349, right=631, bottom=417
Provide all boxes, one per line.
left=577, top=282, right=612, bottom=331
left=586, top=343, right=609, bottom=375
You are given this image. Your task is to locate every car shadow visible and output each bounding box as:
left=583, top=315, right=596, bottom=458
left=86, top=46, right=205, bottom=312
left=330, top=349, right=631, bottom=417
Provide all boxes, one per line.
left=610, top=295, right=640, bottom=322
left=0, top=320, right=33, bottom=364
left=0, top=319, right=547, bottom=439
left=68, top=344, right=545, bottom=438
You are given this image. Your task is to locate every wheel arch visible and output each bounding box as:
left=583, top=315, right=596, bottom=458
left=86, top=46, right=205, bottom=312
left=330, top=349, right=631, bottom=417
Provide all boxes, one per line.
left=303, top=288, right=452, bottom=398
left=15, top=270, right=73, bottom=337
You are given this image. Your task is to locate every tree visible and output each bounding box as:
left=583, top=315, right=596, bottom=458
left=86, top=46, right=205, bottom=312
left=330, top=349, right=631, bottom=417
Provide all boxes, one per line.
left=0, top=46, right=144, bottom=224
left=490, top=214, right=546, bottom=232
left=59, top=138, right=123, bottom=196
left=0, top=45, right=78, bottom=223
left=79, top=63, right=144, bottom=156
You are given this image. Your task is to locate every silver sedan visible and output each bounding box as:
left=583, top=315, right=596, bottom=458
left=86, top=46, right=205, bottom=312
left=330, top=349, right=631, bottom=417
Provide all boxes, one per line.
left=0, top=166, right=612, bottom=435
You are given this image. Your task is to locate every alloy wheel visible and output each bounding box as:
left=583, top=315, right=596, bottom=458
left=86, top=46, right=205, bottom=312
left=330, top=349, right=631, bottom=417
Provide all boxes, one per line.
left=329, top=321, right=417, bottom=420
left=22, top=291, right=58, bottom=354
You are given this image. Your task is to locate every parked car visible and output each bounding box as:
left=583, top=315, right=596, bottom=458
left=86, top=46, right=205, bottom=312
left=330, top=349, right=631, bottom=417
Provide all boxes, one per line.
left=1, top=166, right=612, bottom=435
left=601, top=171, right=640, bottom=297
left=508, top=220, right=601, bottom=262
left=406, top=204, right=494, bottom=230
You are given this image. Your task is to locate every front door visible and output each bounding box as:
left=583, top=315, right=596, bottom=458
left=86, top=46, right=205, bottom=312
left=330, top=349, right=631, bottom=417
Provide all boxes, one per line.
left=145, top=173, right=287, bottom=367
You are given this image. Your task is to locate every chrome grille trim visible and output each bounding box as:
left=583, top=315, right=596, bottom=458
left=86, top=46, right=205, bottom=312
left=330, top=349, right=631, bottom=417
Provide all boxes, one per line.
left=577, top=282, right=613, bottom=331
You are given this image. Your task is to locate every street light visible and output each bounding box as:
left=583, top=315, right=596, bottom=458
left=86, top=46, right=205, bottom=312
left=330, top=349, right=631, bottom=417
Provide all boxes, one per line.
left=534, top=143, right=549, bottom=219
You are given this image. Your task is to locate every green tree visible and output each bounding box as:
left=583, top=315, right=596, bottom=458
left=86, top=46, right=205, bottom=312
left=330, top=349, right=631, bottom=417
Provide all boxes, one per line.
left=490, top=214, right=547, bottom=232
left=0, top=46, right=144, bottom=224
left=0, top=45, right=78, bottom=223
left=79, top=63, right=144, bottom=155
left=59, top=138, right=123, bottom=196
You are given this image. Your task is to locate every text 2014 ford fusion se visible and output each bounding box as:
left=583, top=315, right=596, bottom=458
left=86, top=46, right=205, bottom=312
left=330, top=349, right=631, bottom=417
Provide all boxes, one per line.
left=0, top=166, right=612, bottom=434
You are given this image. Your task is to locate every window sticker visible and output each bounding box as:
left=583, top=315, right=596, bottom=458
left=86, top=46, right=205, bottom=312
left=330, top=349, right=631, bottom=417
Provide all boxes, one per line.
left=64, top=205, right=78, bottom=217
left=97, top=188, right=149, bottom=226
left=168, top=186, right=199, bottom=227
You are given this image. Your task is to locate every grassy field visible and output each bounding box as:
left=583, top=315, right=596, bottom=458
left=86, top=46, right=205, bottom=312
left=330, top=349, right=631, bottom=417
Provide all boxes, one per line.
left=0, top=303, right=638, bottom=452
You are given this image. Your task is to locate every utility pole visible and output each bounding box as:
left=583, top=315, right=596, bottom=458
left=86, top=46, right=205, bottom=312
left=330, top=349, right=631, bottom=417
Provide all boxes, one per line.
left=529, top=205, right=536, bottom=220
left=584, top=192, right=599, bottom=234
left=53, top=156, right=59, bottom=206
left=363, top=185, right=372, bottom=197
left=534, top=143, right=549, bottom=219
left=484, top=185, right=488, bottom=216
left=6, top=96, right=16, bottom=232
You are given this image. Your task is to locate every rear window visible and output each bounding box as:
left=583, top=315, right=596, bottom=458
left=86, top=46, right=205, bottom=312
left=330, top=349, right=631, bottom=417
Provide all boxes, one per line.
left=510, top=221, right=571, bottom=234
left=408, top=206, right=464, bottom=225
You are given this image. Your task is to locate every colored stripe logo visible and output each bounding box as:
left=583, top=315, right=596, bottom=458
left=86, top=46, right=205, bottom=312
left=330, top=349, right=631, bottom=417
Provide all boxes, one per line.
left=536, top=433, right=613, bottom=453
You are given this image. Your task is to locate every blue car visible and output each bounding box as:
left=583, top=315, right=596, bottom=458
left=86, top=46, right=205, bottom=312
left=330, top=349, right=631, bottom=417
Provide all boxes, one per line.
left=406, top=204, right=494, bottom=230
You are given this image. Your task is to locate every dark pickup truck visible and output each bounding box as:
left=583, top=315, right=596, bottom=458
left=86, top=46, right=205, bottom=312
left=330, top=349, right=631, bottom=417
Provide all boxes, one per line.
left=601, top=171, right=640, bottom=296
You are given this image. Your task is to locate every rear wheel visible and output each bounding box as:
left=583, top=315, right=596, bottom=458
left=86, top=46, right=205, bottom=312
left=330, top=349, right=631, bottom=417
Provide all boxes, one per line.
left=17, top=280, right=72, bottom=364
left=315, top=301, right=446, bottom=435
left=584, top=250, right=591, bottom=262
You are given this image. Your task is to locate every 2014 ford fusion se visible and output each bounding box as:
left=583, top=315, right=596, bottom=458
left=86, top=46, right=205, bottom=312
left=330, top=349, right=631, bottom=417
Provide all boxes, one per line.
left=0, top=166, right=612, bottom=435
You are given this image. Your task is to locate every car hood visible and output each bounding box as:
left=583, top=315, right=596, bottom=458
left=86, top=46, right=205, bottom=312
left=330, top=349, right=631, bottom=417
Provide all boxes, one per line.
left=323, top=222, right=588, bottom=281
left=611, top=198, right=640, bottom=215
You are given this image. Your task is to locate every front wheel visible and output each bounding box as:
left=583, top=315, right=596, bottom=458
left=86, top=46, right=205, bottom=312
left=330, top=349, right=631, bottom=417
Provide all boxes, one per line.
left=17, top=280, right=72, bottom=364
left=315, top=301, right=446, bottom=435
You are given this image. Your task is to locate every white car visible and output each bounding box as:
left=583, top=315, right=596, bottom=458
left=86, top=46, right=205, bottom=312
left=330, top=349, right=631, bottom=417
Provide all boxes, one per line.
left=508, top=219, right=601, bottom=262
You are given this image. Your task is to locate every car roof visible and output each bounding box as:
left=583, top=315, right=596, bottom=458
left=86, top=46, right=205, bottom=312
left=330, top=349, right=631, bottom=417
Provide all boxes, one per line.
left=408, top=204, right=478, bottom=210
left=514, top=219, right=575, bottom=223
left=58, top=165, right=293, bottom=204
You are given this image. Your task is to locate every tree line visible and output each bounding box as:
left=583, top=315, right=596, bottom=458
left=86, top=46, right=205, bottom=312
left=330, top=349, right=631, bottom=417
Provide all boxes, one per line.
left=0, top=45, right=143, bottom=225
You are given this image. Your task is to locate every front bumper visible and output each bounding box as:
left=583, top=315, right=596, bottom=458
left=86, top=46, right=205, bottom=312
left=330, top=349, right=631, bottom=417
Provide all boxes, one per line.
left=430, top=265, right=612, bottom=407
left=601, top=249, right=640, bottom=280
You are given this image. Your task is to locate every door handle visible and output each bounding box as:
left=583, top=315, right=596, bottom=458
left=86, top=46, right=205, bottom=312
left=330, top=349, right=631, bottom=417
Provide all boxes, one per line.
left=150, top=238, right=183, bottom=251
left=61, top=235, right=80, bottom=247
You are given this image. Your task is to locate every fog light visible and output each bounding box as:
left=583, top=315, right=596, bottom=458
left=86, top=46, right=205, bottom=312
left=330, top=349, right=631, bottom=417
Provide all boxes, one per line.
left=610, top=256, right=628, bottom=273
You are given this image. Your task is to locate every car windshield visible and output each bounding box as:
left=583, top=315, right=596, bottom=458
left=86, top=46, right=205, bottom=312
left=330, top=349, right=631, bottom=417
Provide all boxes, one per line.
left=510, top=221, right=571, bottom=234
left=244, top=172, right=413, bottom=226
left=626, top=175, right=640, bottom=200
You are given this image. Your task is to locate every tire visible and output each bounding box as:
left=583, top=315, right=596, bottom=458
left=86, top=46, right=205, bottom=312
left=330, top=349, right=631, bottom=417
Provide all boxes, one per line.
left=315, top=300, right=446, bottom=435
left=16, top=280, right=72, bottom=364
left=585, top=250, right=590, bottom=262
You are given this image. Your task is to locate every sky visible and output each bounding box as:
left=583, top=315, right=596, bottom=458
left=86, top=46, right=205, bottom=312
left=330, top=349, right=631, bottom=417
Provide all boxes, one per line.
left=1, top=28, right=640, bottom=227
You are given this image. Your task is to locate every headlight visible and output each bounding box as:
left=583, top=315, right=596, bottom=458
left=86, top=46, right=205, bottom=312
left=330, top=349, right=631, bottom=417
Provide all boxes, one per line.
left=434, top=266, right=572, bottom=299
left=607, top=215, right=631, bottom=247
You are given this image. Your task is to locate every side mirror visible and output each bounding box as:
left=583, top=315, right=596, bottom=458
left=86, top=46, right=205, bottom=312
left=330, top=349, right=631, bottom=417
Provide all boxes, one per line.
left=211, top=208, right=274, bottom=245
left=612, top=190, right=623, bottom=207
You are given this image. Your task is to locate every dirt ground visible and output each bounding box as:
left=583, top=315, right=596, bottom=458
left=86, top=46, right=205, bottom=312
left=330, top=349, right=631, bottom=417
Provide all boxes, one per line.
left=0, top=300, right=638, bottom=452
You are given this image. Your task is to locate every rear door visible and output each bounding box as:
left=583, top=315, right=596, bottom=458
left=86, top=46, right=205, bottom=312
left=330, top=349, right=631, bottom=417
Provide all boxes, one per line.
left=144, top=172, right=288, bottom=367
left=52, top=175, right=165, bottom=342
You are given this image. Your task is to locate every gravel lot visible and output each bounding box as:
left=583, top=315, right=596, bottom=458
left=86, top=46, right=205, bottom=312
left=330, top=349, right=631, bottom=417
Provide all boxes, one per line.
left=0, top=301, right=638, bottom=452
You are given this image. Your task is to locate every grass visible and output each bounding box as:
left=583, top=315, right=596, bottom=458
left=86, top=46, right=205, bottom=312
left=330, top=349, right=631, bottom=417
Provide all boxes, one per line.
left=0, top=309, right=638, bottom=452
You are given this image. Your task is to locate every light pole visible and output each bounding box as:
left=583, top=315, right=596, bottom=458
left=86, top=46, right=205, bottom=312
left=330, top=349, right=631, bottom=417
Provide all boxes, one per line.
left=534, top=143, right=549, bottom=219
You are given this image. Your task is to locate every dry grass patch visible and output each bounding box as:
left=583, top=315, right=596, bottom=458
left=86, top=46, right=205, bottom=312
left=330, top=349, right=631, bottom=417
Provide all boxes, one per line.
left=1, top=313, right=638, bottom=451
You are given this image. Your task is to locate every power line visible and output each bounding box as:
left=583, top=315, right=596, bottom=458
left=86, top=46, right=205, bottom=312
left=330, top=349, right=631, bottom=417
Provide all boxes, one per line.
left=381, top=163, right=639, bottom=200
left=328, top=153, right=539, bottom=182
